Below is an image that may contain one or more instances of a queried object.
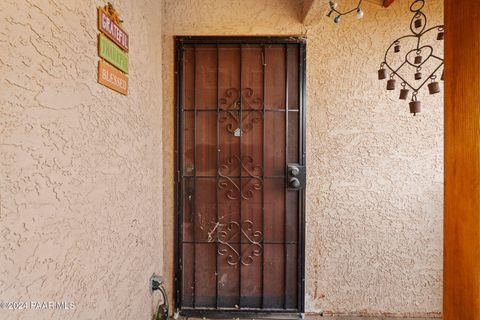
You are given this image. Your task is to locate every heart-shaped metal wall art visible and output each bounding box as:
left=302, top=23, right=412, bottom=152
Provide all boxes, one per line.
left=377, top=0, right=444, bottom=116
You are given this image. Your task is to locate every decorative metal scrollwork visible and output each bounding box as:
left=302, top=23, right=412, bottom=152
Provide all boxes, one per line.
left=219, top=88, right=263, bottom=135
left=218, top=155, right=263, bottom=200
left=378, top=0, right=444, bottom=116
left=207, top=220, right=263, bottom=266
left=219, top=87, right=262, bottom=110
left=218, top=155, right=262, bottom=177
left=218, top=178, right=262, bottom=200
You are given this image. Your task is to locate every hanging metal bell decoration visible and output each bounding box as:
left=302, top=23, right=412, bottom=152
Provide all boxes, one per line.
left=415, top=18, right=422, bottom=28
left=428, top=81, right=441, bottom=94
left=437, top=31, right=444, bottom=40
left=415, top=72, right=422, bottom=80
left=414, top=55, right=423, bottom=64
left=387, top=79, right=396, bottom=90
left=409, top=100, right=421, bottom=115
left=378, top=68, right=387, bottom=80
left=399, top=88, right=410, bottom=100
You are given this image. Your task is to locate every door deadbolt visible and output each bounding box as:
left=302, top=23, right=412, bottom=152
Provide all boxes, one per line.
left=287, top=163, right=305, bottom=190
left=289, top=177, right=301, bottom=189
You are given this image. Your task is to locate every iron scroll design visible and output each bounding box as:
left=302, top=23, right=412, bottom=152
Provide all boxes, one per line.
left=207, top=220, right=263, bottom=266
left=219, top=88, right=262, bottom=134
left=378, top=0, right=444, bottom=115
left=218, top=155, right=263, bottom=200
left=214, top=87, right=264, bottom=266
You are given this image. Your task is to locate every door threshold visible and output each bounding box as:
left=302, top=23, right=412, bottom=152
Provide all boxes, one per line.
left=179, top=309, right=303, bottom=319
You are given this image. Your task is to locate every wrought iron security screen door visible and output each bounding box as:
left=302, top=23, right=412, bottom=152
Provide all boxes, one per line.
left=175, top=36, right=306, bottom=317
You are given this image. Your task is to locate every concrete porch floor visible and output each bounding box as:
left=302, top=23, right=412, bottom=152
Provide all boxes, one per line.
left=318, top=318, right=439, bottom=320
left=185, top=317, right=440, bottom=320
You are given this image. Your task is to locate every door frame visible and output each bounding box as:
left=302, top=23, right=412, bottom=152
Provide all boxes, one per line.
left=174, top=36, right=307, bottom=318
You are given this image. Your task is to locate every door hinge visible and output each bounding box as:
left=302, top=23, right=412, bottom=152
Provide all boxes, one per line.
left=177, top=170, right=181, bottom=182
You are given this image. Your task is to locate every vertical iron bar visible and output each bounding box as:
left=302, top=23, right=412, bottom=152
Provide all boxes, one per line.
left=284, top=44, right=289, bottom=310
left=175, top=41, right=184, bottom=310
left=261, top=44, right=266, bottom=309
left=296, top=43, right=302, bottom=312
left=298, top=42, right=307, bottom=313
left=216, top=44, right=220, bottom=309
left=193, top=45, right=197, bottom=308
left=238, top=43, right=243, bottom=309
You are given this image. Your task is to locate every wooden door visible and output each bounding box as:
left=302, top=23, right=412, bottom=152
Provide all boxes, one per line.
left=175, top=37, right=306, bottom=317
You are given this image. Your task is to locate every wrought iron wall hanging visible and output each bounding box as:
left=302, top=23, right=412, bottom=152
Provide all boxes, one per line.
left=378, top=0, right=444, bottom=115
left=327, top=0, right=364, bottom=23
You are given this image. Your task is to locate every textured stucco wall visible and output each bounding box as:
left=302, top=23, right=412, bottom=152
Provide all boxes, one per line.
left=0, top=1, right=164, bottom=319
left=162, top=0, right=443, bottom=316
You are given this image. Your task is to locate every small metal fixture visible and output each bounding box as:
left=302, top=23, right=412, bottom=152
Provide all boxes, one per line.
left=387, top=78, right=396, bottom=90
left=150, top=275, right=169, bottom=320
left=414, top=17, right=422, bottom=28
left=377, top=0, right=444, bottom=116
left=409, top=100, right=421, bottom=116
left=415, top=69, right=422, bottom=80
left=327, top=0, right=364, bottom=24
left=437, top=28, right=444, bottom=40
left=399, top=85, right=410, bottom=100
left=394, top=41, right=401, bottom=53
left=287, top=163, right=306, bottom=190
left=414, top=55, right=423, bottom=64
left=378, top=65, right=387, bottom=80
left=428, top=76, right=441, bottom=94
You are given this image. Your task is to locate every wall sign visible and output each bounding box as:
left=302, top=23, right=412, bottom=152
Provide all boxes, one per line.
left=98, top=60, right=128, bottom=95
left=97, top=3, right=129, bottom=95
left=98, top=7, right=129, bottom=52
left=99, top=33, right=129, bottom=73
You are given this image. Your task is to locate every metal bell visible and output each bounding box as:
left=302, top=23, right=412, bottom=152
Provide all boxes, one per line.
left=399, top=88, right=410, bottom=100
left=415, top=72, right=422, bottom=80
left=437, top=31, right=444, bottom=40
left=409, top=100, right=421, bottom=116
left=378, top=68, right=387, bottom=80
left=428, top=81, right=441, bottom=94
left=415, top=19, right=422, bottom=28
left=414, top=56, right=423, bottom=64
left=394, top=44, right=401, bottom=53
left=387, top=79, right=396, bottom=90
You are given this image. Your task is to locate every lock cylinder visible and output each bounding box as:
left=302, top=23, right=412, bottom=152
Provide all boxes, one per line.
left=287, top=163, right=306, bottom=191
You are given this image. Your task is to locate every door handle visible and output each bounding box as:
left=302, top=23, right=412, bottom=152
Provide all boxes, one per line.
left=287, top=163, right=305, bottom=190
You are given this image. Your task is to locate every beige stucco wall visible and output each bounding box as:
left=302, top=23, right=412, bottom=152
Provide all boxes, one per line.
left=162, top=0, right=443, bottom=317
left=0, top=1, right=164, bottom=319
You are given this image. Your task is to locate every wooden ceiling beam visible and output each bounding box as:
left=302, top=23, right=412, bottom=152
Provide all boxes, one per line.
left=364, top=0, right=396, bottom=7
left=383, top=0, right=396, bottom=7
